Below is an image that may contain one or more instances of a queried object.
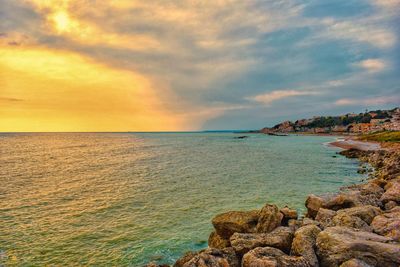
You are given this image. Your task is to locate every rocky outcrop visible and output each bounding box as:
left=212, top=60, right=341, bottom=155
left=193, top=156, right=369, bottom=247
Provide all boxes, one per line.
left=316, top=226, right=400, bottom=267
left=173, top=251, right=199, bottom=267
left=212, top=210, right=259, bottom=239
left=208, top=231, right=230, bottom=249
left=242, top=247, right=309, bottom=267
left=381, top=178, right=400, bottom=204
left=256, top=204, right=283, bottom=233
left=182, top=248, right=239, bottom=267
left=230, top=227, right=293, bottom=255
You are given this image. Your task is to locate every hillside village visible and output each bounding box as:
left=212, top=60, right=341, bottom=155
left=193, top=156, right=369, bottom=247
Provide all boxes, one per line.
left=261, top=107, right=400, bottom=134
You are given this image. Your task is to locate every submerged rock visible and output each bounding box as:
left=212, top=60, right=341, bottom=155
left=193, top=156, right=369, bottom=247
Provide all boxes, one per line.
left=212, top=210, right=259, bottom=239
left=256, top=204, right=283, bottom=233
left=230, top=226, right=293, bottom=255
left=291, top=224, right=321, bottom=267
left=316, top=226, right=400, bottom=267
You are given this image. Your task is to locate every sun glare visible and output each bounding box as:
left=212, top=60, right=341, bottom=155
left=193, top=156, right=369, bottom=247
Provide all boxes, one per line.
left=52, top=11, right=71, bottom=33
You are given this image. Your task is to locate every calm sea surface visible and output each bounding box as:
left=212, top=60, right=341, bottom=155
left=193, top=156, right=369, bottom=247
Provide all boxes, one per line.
left=0, top=133, right=364, bottom=266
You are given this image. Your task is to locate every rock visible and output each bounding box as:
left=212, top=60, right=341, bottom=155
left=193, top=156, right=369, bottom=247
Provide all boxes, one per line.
left=183, top=248, right=239, bottom=267
left=331, top=213, right=372, bottom=232
left=145, top=263, right=170, bottom=267
left=385, top=201, right=398, bottom=210
left=280, top=206, right=298, bottom=225
left=242, top=247, right=310, bottom=267
left=212, top=210, right=259, bottom=239
left=301, top=218, right=321, bottom=227
left=291, top=224, right=321, bottom=267
left=340, top=259, right=373, bottom=267
left=316, top=226, right=400, bottom=267
left=256, top=204, right=283, bottom=233
left=174, top=251, right=199, bottom=267
left=208, top=231, right=230, bottom=249
left=323, top=193, right=358, bottom=211
left=315, top=208, right=336, bottom=229
left=335, top=205, right=382, bottom=224
left=371, top=209, right=400, bottom=241
left=230, top=227, right=294, bottom=255
left=305, top=195, right=326, bottom=218
left=288, top=219, right=301, bottom=232
left=381, top=179, right=400, bottom=204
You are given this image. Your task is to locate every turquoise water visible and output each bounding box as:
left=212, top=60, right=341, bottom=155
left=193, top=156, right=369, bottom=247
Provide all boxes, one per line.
left=0, top=133, right=364, bottom=266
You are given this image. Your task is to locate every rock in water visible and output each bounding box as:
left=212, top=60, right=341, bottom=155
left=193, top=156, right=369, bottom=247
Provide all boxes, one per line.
left=371, top=208, right=400, bottom=241
left=256, top=204, right=283, bottom=233
left=174, top=251, right=199, bottom=267
left=230, top=226, right=293, bottom=255
left=290, top=224, right=321, bottom=267
left=211, top=210, right=259, bottom=239
left=182, top=248, right=239, bottom=267
left=316, top=226, right=400, bottom=267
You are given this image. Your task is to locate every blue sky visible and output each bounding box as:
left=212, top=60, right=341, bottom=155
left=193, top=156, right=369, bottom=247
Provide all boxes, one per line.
left=1, top=0, right=399, bottom=131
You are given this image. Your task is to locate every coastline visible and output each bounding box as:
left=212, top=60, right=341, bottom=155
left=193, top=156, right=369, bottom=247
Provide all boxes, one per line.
left=146, top=141, right=400, bottom=267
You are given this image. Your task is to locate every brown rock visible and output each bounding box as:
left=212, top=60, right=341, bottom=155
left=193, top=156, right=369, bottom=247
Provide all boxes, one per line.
left=208, top=231, right=230, bottom=249
left=174, top=251, right=199, bottom=267
left=323, top=193, right=358, bottom=211
left=301, top=218, right=321, bottom=227
left=280, top=207, right=298, bottom=226
left=385, top=201, right=398, bottom=210
left=288, top=219, right=301, bottom=232
left=257, top=204, right=283, bottom=233
left=335, top=205, right=382, bottom=224
left=145, top=263, right=170, bottom=267
left=230, top=227, right=294, bottom=255
left=305, top=194, right=326, bottom=218
left=340, top=259, right=373, bottom=267
left=242, top=247, right=310, bottom=267
left=315, top=208, right=336, bottom=229
left=371, top=209, right=400, bottom=241
left=212, top=210, right=259, bottom=239
left=291, top=224, right=321, bottom=267
left=381, top=179, right=400, bottom=204
left=183, top=248, right=239, bottom=267
left=331, top=213, right=372, bottom=231
left=316, top=226, right=400, bottom=267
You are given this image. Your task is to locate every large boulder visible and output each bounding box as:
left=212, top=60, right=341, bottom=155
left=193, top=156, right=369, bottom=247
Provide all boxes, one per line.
left=339, top=259, right=373, bottom=267
left=381, top=179, right=400, bottom=204
left=315, top=208, right=336, bottom=229
left=212, top=210, right=259, bottom=239
left=316, top=226, right=400, bottom=267
left=174, top=251, right=199, bottom=267
left=305, top=195, right=326, bottom=218
left=335, top=206, right=381, bottom=225
left=182, top=248, right=239, bottom=267
left=230, top=227, right=293, bottom=255
left=256, top=204, right=283, bottom=233
left=371, top=209, right=400, bottom=242
left=208, top=231, right=230, bottom=249
left=331, top=214, right=372, bottom=232
left=291, top=224, right=321, bottom=267
left=242, top=247, right=310, bottom=267
left=323, top=193, right=359, bottom=211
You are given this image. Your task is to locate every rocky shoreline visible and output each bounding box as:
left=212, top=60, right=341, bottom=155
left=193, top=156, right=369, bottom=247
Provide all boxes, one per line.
left=146, top=148, right=400, bottom=267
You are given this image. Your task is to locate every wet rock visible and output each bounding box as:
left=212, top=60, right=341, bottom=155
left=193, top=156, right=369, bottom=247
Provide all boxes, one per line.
left=305, top=194, right=326, bottom=218
left=230, top=226, right=293, bottom=255
left=316, top=226, right=400, bottom=267
left=242, top=246, right=310, bottom=267
left=257, top=204, right=283, bottom=233
left=381, top=179, right=400, bottom=204
left=291, top=224, right=321, bottom=267
left=174, top=251, right=199, bottom=267
left=212, top=210, right=259, bottom=239
left=208, top=231, right=230, bottom=249
left=183, top=248, right=239, bottom=267
left=315, top=208, right=336, bottom=229
left=371, top=209, right=400, bottom=241
left=339, top=258, right=373, bottom=267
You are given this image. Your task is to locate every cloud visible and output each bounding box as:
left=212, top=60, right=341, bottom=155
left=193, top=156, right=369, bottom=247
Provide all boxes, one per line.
left=355, top=59, right=387, bottom=72
left=247, top=90, right=319, bottom=105
left=335, top=95, right=400, bottom=106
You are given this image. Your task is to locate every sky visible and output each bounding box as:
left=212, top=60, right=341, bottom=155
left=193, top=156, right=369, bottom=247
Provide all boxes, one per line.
left=0, top=0, right=399, bottom=131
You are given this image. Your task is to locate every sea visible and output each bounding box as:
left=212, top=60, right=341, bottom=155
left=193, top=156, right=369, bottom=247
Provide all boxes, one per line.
left=0, top=132, right=365, bottom=266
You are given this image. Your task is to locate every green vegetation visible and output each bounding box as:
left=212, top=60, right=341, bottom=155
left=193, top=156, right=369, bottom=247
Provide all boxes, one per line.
left=359, top=131, right=400, bottom=142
